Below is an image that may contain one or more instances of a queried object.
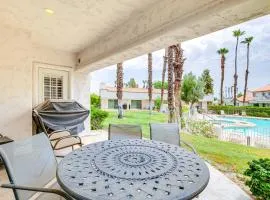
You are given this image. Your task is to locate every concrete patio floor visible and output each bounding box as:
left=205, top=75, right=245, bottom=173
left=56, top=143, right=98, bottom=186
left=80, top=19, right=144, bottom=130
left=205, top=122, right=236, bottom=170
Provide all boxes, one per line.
left=0, top=130, right=251, bottom=200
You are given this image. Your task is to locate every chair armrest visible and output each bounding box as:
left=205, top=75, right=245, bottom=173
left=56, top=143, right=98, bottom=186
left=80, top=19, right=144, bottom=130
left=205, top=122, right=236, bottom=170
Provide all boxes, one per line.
left=51, top=130, right=72, bottom=134
left=180, top=140, right=197, bottom=154
left=52, top=135, right=82, bottom=150
left=1, top=183, right=73, bottom=200
left=49, top=130, right=72, bottom=141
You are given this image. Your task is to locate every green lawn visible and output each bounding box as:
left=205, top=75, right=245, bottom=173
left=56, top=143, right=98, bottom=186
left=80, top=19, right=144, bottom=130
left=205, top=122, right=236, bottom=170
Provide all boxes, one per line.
left=182, top=134, right=270, bottom=174
left=103, top=110, right=168, bottom=138
left=102, top=110, right=270, bottom=174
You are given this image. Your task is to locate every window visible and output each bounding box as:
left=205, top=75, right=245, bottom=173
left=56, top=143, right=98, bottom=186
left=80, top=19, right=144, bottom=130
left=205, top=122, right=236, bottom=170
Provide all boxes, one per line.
left=37, top=65, right=69, bottom=104
left=131, top=100, right=142, bottom=109
left=108, top=99, right=118, bottom=109
left=43, top=75, right=63, bottom=100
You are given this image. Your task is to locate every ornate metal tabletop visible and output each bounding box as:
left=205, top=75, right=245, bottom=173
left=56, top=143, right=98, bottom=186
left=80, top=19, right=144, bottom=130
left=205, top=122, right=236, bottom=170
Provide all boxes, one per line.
left=57, top=139, right=209, bottom=200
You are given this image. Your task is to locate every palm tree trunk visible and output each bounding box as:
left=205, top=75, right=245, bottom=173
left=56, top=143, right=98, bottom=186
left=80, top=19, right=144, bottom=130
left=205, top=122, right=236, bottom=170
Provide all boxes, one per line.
left=233, top=37, right=239, bottom=106
left=167, top=46, right=175, bottom=123
left=220, top=55, right=225, bottom=105
left=160, top=48, right=168, bottom=111
left=116, top=63, right=123, bottom=118
left=148, top=53, right=153, bottom=114
left=243, top=43, right=250, bottom=104
left=173, top=44, right=185, bottom=121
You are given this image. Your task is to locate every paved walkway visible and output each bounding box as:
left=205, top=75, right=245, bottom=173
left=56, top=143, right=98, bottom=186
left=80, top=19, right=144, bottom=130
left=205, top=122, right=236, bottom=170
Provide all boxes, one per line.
left=0, top=130, right=251, bottom=200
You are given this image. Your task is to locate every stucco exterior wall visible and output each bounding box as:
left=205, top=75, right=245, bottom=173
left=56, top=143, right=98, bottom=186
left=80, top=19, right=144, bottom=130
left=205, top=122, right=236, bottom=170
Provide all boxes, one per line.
left=101, top=99, right=108, bottom=109
left=100, top=89, right=167, bottom=100
left=0, top=24, right=90, bottom=140
left=72, top=72, right=91, bottom=132
left=0, top=25, right=33, bottom=140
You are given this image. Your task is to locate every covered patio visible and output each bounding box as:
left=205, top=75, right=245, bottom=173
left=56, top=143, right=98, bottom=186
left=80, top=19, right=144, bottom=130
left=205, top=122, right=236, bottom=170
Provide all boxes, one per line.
left=0, top=0, right=270, bottom=199
left=1, top=0, right=269, bottom=140
left=0, top=131, right=250, bottom=200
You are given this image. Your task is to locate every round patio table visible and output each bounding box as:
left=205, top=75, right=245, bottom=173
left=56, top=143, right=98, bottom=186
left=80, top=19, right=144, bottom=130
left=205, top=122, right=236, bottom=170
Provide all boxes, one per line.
left=57, top=139, right=209, bottom=200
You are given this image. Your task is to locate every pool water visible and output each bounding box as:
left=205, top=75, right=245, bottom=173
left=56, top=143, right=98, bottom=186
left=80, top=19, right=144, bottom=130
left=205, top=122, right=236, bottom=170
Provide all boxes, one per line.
left=218, top=116, right=270, bottom=136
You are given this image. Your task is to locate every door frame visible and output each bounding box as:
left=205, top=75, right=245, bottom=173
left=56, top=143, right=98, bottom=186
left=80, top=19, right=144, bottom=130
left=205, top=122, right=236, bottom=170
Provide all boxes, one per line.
left=32, top=62, right=73, bottom=106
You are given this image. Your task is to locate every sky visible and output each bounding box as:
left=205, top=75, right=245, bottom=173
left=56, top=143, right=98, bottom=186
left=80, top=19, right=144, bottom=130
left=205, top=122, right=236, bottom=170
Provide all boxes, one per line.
left=90, top=15, right=270, bottom=97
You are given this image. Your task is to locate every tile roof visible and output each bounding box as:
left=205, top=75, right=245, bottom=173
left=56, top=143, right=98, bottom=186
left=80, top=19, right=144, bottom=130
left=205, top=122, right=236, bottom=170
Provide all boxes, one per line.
left=237, top=91, right=253, bottom=102
left=252, top=84, right=270, bottom=92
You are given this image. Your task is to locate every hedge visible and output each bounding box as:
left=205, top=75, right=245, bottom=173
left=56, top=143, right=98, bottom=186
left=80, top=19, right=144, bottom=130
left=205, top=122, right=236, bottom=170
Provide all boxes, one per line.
left=208, top=105, right=270, bottom=118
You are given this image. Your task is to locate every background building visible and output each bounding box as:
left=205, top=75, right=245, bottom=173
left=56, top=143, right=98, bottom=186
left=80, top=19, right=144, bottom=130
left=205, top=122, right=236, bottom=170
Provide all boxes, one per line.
left=238, top=84, right=270, bottom=107
left=99, top=83, right=167, bottom=110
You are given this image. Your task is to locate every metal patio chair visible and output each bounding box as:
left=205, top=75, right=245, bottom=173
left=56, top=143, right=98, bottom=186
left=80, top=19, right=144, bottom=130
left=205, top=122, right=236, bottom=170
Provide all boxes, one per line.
left=150, top=123, right=197, bottom=154
left=0, top=133, right=73, bottom=200
left=33, top=110, right=82, bottom=151
left=108, top=124, right=142, bottom=140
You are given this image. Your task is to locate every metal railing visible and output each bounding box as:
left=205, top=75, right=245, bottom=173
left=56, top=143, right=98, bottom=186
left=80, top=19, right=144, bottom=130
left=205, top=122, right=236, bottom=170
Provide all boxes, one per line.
left=197, top=113, right=270, bottom=148
left=220, top=127, right=270, bottom=148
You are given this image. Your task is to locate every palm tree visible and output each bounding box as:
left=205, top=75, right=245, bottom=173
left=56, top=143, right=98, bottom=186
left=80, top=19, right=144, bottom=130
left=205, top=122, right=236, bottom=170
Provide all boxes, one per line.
left=116, top=62, right=123, bottom=118
left=232, top=29, right=245, bottom=106
left=172, top=44, right=185, bottom=120
left=148, top=53, right=153, bottom=113
left=217, top=48, right=229, bottom=105
left=167, top=46, right=175, bottom=122
left=241, top=36, right=254, bottom=104
left=160, top=48, right=168, bottom=111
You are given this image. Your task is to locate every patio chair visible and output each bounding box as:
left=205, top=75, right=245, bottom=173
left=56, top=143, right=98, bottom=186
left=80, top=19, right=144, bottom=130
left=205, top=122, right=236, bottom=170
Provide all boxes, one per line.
left=220, top=110, right=225, bottom=115
left=149, top=123, right=197, bottom=154
left=108, top=124, right=142, bottom=140
left=0, top=133, right=73, bottom=200
left=33, top=110, right=82, bottom=151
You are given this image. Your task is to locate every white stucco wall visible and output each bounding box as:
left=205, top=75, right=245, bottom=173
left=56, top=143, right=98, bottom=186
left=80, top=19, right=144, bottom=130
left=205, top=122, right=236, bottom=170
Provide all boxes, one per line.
left=72, top=72, right=91, bottom=133
left=100, top=89, right=167, bottom=100
left=0, top=24, right=90, bottom=140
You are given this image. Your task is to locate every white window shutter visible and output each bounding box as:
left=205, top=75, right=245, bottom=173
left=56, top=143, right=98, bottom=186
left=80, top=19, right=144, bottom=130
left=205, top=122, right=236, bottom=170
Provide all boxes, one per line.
left=43, top=75, right=64, bottom=100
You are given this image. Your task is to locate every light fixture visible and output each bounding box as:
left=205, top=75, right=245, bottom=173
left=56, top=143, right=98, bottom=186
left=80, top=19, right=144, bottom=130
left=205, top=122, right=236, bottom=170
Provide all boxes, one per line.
left=44, top=8, right=54, bottom=15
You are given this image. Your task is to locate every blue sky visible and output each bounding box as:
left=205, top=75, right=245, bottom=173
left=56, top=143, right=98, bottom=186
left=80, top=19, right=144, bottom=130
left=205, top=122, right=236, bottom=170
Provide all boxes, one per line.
left=91, top=15, right=270, bottom=97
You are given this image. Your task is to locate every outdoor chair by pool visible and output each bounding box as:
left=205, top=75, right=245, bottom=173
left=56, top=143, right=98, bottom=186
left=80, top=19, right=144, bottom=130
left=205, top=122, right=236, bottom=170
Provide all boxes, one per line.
left=150, top=123, right=197, bottom=154
left=108, top=124, right=142, bottom=140
left=0, top=133, right=73, bottom=200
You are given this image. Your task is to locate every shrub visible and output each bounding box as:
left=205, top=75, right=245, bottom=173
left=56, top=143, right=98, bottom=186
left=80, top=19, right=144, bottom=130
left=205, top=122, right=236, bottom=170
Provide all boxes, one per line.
left=91, top=106, right=108, bottom=130
left=208, top=105, right=270, bottom=118
left=154, top=97, right=161, bottom=111
left=244, top=158, right=270, bottom=200
left=187, top=119, right=217, bottom=138
left=91, top=94, right=101, bottom=108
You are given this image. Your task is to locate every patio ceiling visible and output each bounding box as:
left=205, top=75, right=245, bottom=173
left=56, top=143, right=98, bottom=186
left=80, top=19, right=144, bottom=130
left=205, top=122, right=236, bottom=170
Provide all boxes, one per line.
left=0, top=0, right=269, bottom=72
left=0, top=0, right=159, bottom=53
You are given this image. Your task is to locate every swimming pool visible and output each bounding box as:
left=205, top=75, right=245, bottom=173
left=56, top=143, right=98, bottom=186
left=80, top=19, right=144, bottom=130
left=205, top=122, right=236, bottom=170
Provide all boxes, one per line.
left=218, top=116, right=270, bottom=136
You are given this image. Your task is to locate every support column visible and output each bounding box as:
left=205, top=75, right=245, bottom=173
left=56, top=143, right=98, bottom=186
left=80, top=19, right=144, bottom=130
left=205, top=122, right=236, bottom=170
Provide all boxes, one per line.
left=72, top=71, right=91, bottom=135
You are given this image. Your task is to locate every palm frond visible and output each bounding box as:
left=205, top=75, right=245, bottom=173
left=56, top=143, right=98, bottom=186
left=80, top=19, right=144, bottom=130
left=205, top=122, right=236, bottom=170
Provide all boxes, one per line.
left=217, top=48, right=229, bottom=55
left=233, top=29, right=245, bottom=37
left=241, top=36, right=254, bottom=44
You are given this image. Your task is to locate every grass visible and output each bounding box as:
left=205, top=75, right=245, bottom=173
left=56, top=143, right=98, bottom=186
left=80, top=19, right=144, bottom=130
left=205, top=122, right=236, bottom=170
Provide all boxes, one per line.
left=103, top=110, right=168, bottom=138
left=102, top=110, right=270, bottom=174
left=182, top=134, right=270, bottom=174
